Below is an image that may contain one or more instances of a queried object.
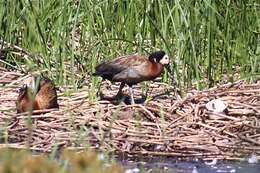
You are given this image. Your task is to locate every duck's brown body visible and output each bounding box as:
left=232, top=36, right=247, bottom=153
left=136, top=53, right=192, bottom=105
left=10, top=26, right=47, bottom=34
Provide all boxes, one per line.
left=95, top=55, right=164, bottom=85
left=94, top=51, right=170, bottom=104
left=16, top=77, right=59, bottom=113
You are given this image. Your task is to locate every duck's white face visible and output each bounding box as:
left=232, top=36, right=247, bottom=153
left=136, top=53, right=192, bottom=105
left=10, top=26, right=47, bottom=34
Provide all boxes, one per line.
left=159, top=54, right=170, bottom=65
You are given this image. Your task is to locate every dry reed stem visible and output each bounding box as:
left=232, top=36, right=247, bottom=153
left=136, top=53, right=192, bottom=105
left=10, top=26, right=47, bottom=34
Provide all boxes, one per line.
left=1, top=68, right=260, bottom=160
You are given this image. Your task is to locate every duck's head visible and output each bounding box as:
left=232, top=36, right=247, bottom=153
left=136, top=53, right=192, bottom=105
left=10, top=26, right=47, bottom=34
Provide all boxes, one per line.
left=148, top=50, right=170, bottom=65
left=16, top=84, right=34, bottom=113
left=16, top=84, right=29, bottom=98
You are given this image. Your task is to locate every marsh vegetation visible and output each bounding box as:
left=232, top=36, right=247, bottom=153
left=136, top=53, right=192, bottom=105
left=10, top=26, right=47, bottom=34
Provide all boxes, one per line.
left=0, top=0, right=260, bottom=172
left=1, top=0, right=259, bottom=90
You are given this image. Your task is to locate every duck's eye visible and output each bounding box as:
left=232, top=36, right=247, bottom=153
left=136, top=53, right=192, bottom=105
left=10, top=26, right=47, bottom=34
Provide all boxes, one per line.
left=159, top=55, right=170, bottom=65
left=16, top=84, right=27, bottom=93
left=16, top=88, right=22, bottom=93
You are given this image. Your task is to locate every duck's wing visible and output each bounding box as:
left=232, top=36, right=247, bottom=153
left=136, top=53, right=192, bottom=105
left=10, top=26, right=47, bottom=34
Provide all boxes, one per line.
left=35, top=77, right=59, bottom=109
left=107, top=55, right=147, bottom=67
left=95, top=55, right=149, bottom=81
left=111, top=57, right=151, bottom=84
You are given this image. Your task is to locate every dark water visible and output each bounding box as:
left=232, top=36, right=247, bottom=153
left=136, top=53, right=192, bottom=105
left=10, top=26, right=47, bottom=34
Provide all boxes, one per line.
left=119, top=156, right=260, bottom=173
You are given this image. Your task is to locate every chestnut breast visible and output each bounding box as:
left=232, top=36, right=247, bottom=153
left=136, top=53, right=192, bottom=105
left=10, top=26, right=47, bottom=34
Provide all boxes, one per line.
left=145, top=62, right=164, bottom=80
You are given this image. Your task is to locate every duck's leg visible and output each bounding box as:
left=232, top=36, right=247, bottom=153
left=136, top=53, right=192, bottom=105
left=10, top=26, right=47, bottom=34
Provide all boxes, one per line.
left=128, top=85, right=135, bottom=104
left=96, top=79, right=104, bottom=98
left=115, top=82, right=125, bottom=97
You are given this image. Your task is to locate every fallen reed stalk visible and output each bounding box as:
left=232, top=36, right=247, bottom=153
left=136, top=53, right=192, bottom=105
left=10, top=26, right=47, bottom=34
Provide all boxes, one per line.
left=1, top=68, right=260, bottom=160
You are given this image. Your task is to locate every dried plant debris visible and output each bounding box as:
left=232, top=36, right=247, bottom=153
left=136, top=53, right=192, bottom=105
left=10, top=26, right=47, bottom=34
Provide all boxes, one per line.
left=0, top=71, right=260, bottom=161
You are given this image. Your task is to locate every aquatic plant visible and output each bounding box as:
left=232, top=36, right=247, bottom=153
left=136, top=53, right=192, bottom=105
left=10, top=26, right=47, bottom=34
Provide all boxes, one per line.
left=0, top=148, right=123, bottom=173
left=0, top=0, right=259, bottom=92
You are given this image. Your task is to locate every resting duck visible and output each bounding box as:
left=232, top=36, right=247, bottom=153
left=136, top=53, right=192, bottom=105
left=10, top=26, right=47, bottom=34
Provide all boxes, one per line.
left=16, top=76, right=59, bottom=113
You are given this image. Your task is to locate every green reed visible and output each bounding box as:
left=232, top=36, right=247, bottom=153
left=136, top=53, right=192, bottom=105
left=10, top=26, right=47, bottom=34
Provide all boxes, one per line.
left=0, top=0, right=259, bottom=92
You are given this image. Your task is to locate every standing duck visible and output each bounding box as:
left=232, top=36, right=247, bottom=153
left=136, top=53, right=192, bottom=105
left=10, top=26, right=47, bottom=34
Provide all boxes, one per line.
left=94, top=50, right=170, bottom=104
left=16, top=76, right=59, bottom=113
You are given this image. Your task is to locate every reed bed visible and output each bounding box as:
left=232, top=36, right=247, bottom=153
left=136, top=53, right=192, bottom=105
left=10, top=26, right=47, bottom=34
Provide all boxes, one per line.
left=1, top=0, right=259, bottom=91
left=1, top=68, right=260, bottom=161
